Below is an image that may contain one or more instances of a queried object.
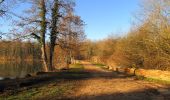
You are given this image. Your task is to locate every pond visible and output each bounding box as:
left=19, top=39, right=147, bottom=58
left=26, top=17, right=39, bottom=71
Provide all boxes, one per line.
left=0, top=61, right=43, bottom=80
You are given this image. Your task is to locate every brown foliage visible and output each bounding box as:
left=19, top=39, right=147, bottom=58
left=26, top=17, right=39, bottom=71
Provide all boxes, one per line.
left=84, top=0, right=170, bottom=71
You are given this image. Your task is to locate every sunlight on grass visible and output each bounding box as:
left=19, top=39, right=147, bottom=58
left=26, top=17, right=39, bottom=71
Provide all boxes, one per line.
left=69, top=63, right=84, bottom=72
left=1, top=82, right=76, bottom=100
left=92, top=63, right=108, bottom=70
left=136, top=76, right=170, bottom=85
left=94, top=63, right=105, bottom=67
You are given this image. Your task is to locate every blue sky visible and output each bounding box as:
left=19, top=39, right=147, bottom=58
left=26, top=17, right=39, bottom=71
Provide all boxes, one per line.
left=75, top=0, right=140, bottom=40
left=0, top=0, right=140, bottom=40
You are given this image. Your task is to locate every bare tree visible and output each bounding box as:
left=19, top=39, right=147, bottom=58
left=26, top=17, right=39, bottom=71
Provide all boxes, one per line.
left=48, top=0, right=76, bottom=70
left=49, top=0, right=59, bottom=71
left=8, top=0, right=84, bottom=71
left=39, top=0, right=48, bottom=72
left=58, top=12, right=85, bottom=69
left=11, top=0, right=49, bottom=71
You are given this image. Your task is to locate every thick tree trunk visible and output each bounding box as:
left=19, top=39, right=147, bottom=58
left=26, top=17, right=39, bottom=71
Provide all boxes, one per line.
left=49, top=44, right=55, bottom=71
left=49, top=0, right=59, bottom=71
left=39, top=0, right=48, bottom=71
left=41, top=44, right=48, bottom=72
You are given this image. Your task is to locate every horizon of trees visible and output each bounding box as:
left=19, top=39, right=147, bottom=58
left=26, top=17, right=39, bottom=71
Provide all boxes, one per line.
left=83, top=0, right=170, bottom=71
left=1, top=0, right=170, bottom=71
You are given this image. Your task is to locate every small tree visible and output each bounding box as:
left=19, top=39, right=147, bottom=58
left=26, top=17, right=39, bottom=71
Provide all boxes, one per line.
left=57, top=12, right=85, bottom=69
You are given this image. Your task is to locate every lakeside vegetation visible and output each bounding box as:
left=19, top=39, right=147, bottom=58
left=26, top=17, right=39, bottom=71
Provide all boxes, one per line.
left=0, top=0, right=170, bottom=99
left=0, top=64, right=85, bottom=100
left=0, top=0, right=170, bottom=73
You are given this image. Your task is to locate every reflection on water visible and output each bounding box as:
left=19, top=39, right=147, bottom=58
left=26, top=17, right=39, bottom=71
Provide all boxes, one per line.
left=0, top=61, right=43, bottom=79
left=0, top=77, right=3, bottom=80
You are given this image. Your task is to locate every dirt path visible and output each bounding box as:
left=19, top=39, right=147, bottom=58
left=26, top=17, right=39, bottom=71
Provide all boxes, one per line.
left=1, top=61, right=170, bottom=100
left=68, top=61, right=170, bottom=100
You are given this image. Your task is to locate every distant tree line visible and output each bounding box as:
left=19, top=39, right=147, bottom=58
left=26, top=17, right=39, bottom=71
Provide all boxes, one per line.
left=0, top=41, right=41, bottom=61
left=83, top=0, right=170, bottom=71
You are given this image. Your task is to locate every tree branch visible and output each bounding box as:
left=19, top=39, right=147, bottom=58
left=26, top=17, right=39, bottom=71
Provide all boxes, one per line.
left=0, top=10, right=6, bottom=16
left=31, top=33, right=40, bottom=41
left=0, top=0, right=4, bottom=4
left=12, top=34, right=31, bottom=41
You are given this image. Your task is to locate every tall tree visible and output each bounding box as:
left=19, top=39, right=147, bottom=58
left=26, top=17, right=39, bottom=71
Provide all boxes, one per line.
left=48, top=0, right=76, bottom=70
left=58, top=12, right=85, bottom=69
left=49, top=0, right=59, bottom=71
left=21, top=0, right=49, bottom=71
left=8, top=0, right=84, bottom=71
left=39, top=0, right=48, bottom=71
left=11, top=0, right=49, bottom=71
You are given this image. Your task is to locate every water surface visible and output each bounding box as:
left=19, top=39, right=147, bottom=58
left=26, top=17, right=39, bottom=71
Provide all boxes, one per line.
left=0, top=61, right=43, bottom=80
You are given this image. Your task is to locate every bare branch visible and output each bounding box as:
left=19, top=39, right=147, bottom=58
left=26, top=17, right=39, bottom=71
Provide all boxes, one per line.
left=12, top=34, right=31, bottom=41
left=0, top=0, right=4, bottom=4
left=31, top=33, right=40, bottom=40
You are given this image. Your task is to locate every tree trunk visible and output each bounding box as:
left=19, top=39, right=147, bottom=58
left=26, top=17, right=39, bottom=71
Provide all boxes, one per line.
left=65, top=54, right=69, bottom=69
left=49, top=0, right=59, bottom=71
left=49, top=44, right=55, bottom=71
left=41, top=44, right=48, bottom=72
left=39, top=0, right=48, bottom=71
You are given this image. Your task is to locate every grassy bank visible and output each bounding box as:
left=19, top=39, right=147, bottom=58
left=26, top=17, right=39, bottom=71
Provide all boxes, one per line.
left=1, top=81, right=76, bottom=100
left=0, top=64, right=86, bottom=100
left=92, top=63, right=108, bottom=70
left=69, top=63, right=84, bottom=72
left=136, top=76, right=170, bottom=85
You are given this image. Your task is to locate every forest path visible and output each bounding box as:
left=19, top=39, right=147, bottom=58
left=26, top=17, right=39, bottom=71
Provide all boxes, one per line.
left=67, top=61, right=170, bottom=100
left=1, top=61, right=170, bottom=100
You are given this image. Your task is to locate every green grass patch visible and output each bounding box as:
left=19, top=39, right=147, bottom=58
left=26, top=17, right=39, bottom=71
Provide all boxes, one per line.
left=93, top=63, right=108, bottom=70
left=0, top=81, right=76, bottom=100
left=70, top=63, right=84, bottom=69
left=0, top=63, right=87, bottom=100
left=136, top=76, right=170, bottom=85
left=94, top=63, right=105, bottom=67
left=69, top=63, right=84, bottom=72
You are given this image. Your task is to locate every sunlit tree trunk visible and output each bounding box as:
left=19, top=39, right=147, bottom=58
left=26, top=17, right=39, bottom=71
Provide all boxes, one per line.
left=41, top=45, right=48, bottom=71
left=40, top=0, right=48, bottom=72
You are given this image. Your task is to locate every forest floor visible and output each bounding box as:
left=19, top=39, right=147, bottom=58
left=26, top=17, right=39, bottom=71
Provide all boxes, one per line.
left=0, top=61, right=170, bottom=100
